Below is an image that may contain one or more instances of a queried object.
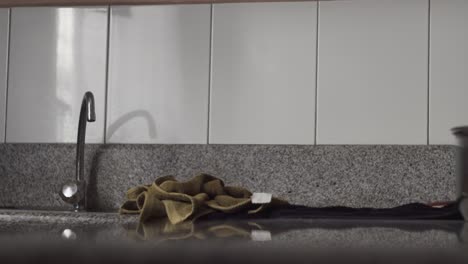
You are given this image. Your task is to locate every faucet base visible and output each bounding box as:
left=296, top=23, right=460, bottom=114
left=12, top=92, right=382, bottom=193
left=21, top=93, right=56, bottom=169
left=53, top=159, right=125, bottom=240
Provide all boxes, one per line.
left=59, top=180, right=87, bottom=211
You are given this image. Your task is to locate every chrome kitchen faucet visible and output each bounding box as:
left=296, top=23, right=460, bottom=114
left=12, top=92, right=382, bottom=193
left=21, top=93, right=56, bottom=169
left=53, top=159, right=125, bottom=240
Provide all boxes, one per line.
left=59, top=91, right=96, bottom=212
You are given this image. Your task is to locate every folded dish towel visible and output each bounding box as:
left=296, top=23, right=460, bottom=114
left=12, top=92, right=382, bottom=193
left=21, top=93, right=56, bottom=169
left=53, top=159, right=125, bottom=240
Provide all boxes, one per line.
left=120, top=174, right=288, bottom=224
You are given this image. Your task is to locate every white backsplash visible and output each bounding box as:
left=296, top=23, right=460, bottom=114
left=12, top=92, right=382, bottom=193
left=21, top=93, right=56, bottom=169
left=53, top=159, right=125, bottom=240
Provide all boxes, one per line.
left=6, top=7, right=107, bottom=143
left=317, top=0, right=429, bottom=144
left=210, top=3, right=317, bottom=144
left=108, top=5, right=211, bottom=144
left=0, top=9, right=8, bottom=143
left=429, top=0, right=468, bottom=145
left=0, top=0, right=465, bottom=145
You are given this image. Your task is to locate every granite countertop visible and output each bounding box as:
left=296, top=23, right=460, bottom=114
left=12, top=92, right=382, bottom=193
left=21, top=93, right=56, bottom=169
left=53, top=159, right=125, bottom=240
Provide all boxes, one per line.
left=0, top=144, right=457, bottom=211
left=1, top=209, right=468, bottom=263
left=0, top=144, right=462, bottom=263
left=1, top=209, right=467, bottom=247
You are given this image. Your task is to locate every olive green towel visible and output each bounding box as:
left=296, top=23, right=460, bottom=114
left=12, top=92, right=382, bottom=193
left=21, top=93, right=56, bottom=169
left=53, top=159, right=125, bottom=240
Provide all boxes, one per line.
left=120, top=174, right=287, bottom=224
left=128, top=219, right=261, bottom=242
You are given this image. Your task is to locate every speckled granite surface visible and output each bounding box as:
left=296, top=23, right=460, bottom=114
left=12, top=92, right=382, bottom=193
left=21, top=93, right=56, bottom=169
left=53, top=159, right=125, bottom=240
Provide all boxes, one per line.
left=0, top=209, right=136, bottom=225
left=0, top=144, right=457, bottom=211
left=0, top=209, right=465, bottom=248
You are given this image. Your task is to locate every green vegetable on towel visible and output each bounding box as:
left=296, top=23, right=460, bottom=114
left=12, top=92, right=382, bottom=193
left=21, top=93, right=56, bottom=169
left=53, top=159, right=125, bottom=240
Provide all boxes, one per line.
left=120, top=174, right=288, bottom=224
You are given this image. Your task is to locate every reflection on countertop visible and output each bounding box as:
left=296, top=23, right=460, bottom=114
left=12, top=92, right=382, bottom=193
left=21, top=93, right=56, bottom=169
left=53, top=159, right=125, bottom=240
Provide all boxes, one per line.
left=0, top=209, right=467, bottom=246
left=1, top=209, right=468, bottom=264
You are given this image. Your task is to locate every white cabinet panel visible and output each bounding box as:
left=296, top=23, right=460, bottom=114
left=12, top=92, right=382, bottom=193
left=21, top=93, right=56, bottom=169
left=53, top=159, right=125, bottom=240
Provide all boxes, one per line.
left=430, top=0, right=468, bottom=145
left=107, top=5, right=211, bottom=144
left=7, top=7, right=107, bottom=143
left=317, top=0, right=429, bottom=145
left=210, top=3, right=317, bottom=145
left=0, top=9, right=8, bottom=143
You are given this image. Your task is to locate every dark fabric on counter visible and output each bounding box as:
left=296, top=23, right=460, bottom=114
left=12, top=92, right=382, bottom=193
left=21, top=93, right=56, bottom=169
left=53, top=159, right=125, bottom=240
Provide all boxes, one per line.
left=201, top=202, right=463, bottom=221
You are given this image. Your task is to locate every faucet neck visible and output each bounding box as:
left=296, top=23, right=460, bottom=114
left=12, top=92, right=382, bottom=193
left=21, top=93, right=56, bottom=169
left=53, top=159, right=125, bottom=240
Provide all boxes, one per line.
left=76, top=92, right=96, bottom=182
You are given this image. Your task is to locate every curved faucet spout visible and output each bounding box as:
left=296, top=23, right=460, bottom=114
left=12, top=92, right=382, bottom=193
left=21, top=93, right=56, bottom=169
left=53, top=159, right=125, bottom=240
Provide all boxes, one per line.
left=77, top=91, right=96, bottom=183
left=85, top=93, right=96, bottom=122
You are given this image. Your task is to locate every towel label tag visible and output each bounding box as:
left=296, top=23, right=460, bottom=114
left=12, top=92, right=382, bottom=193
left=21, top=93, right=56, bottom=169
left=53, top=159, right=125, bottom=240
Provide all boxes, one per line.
left=252, top=193, right=272, bottom=204
left=251, top=230, right=272, bottom=241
